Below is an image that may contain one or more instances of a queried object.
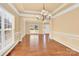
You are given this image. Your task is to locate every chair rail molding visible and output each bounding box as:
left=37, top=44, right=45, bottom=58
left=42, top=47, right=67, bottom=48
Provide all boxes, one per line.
left=52, top=31, right=79, bottom=53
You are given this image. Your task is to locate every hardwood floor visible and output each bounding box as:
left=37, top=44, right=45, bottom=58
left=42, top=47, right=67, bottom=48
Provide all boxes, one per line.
left=7, top=34, right=79, bottom=56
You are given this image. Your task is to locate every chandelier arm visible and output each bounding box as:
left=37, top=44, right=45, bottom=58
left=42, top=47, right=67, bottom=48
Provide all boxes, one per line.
left=43, top=3, right=44, bottom=9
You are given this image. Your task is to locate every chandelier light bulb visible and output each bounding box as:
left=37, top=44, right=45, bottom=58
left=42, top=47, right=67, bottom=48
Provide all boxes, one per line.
left=42, top=9, right=46, bottom=13
left=36, top=15, right=40, bottom=20
left=41, top=10, right=48, bottom=15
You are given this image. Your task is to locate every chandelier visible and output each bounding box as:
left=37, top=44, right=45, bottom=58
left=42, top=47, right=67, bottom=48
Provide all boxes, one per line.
left=41, top=4, right=52, bottom=21
left=36, top=4, right=52, bottom=21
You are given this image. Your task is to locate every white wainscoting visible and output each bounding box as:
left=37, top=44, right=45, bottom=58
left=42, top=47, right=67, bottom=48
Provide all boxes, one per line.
left=15, top=32, right=22, bottom=41
left=0, top=32, right=21, bottom=56
left=53, top=31, right=79, bottom=40
left=50, top=31, right=79, bottom=53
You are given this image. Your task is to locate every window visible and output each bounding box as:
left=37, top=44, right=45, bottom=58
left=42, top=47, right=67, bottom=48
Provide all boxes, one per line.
left=0, top=31, right=1, bottom=50
left=0, top=16, right=2, bottom=50
left=0, top=7, right=15, bottom=55
left=0, top=16, right=1, bottom=29
left=5, top=30, right=12, bottom=46
left=4, top=17, right=12, bottom=29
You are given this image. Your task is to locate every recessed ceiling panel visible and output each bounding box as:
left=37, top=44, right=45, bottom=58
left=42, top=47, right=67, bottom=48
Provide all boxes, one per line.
left=13, top=3, right=63, bottom=12
left=45, top=3, right=62, bottom=12
left=12, top=3, right=74, bottom=16
left=14, top=3, right=43, bottom=12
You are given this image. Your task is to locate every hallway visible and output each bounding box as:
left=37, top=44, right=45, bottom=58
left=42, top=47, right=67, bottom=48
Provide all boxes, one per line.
left=8, top=34, right=79, bottom=56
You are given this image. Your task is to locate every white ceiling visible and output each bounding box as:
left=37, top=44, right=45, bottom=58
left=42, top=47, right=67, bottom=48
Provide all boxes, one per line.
left=13, top=3, right=62, bottom=12
left=12, top=3, right=73, bottom=16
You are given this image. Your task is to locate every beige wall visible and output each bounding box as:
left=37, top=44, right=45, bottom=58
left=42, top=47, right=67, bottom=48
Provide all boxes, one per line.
left=53, top=7, right=79, bottom=35
left=51, top=7, right=79, bottom=52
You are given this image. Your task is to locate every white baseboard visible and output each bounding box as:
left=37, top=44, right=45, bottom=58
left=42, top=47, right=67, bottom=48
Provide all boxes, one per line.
left=51, top=31, right=79, bottom=53
left=3, top=40, right=20, bottom=56
left=0, top=42, right=14, bottom=56
left=53, top=38, right=79, bottom=53
left=0, top=32, right=21, bottom=56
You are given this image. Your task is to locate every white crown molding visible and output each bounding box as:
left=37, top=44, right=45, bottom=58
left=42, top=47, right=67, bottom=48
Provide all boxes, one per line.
left=20, top=13, right=38, bottom=17
left=8, top=3, right=20, bottom=15
left=53, top=4, right=79, bottom=18
left=6, top=3, right=67, bottom=18
left=52, top=4, right=67, bottom=15
left=22, top=10, right=41, bottom=15
left=6, top=3, right=79, bottom=19
left=8, top=3, right=39, bottom=17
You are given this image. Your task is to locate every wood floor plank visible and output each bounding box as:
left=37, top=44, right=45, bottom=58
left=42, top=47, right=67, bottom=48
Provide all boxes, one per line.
left=7, top=34, right=79, bottom=56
